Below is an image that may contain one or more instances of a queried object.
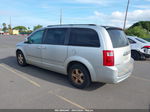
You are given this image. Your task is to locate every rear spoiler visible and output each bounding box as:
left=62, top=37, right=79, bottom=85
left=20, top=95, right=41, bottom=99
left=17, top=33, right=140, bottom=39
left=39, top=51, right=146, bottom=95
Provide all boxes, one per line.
left=102, top=26, right=123, bottom=30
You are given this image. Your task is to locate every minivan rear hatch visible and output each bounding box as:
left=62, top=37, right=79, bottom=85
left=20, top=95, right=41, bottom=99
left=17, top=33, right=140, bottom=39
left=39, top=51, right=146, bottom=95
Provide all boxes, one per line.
left=106, top=27, right=132, bottom=76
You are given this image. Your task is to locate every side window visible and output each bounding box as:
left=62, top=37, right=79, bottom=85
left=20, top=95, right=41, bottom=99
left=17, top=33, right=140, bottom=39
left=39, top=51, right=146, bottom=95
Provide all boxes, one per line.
left=69, top=28, right=100, bottom=47
left=29, top=30, right=44, bottom=44
left=135, top=38, right=146, bottom=43
left=43, top=28, right=67, bottom=45
left=128, top=38, right=136, bottom=44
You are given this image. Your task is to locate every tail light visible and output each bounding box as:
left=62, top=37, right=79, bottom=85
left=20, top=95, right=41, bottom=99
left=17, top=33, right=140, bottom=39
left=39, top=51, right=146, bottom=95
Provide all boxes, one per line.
left=143, top=46, right=150, bottom=49
left=103, top=50, right=114, bottom=66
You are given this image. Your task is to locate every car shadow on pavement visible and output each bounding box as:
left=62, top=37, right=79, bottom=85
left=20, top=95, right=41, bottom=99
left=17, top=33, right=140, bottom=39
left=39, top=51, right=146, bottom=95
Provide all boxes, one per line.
left=0, top=56, right=105, bottom=91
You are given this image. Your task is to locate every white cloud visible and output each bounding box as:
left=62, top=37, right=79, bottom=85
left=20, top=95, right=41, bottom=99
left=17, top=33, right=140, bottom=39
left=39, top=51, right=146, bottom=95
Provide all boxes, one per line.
left=93, top=9, right=150, bottom=28
left=126, top=10, right=150, bottom=21
left=14, top=9, right=148, bottom=28
left=94, top=11, right=105, bottom=17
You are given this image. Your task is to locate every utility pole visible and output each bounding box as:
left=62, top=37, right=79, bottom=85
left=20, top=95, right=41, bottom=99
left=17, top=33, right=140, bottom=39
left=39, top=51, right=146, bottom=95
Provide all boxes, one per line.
left=10, top=16, right=12, bottom=28
left=123, top=0, right=130, bottom=30
left=9, top=16, right=12, bottom=35
left=60, top=9, right=62, bottom=25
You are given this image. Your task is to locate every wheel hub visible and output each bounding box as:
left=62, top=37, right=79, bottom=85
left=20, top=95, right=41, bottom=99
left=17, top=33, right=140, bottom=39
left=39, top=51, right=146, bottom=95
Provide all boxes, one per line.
left=18, top=54, right=23, bottom=64
left=72, top=69, right=84, bottom=85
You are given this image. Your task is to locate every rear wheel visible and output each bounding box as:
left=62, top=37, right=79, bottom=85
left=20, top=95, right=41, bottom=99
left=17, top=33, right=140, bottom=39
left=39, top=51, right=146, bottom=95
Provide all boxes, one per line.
left=68, top=64, right=91, bottom=89
left=16, top=51, right=27, bottom=66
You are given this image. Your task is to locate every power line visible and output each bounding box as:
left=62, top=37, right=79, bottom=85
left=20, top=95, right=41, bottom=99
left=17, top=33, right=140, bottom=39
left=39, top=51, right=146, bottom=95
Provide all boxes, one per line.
left=10, top=16, right=11, bottom=27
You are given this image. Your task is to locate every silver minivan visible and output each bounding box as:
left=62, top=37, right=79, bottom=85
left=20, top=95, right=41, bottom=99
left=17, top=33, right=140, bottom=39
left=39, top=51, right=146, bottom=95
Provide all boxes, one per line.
left=16, top=24, right=134, bottom=89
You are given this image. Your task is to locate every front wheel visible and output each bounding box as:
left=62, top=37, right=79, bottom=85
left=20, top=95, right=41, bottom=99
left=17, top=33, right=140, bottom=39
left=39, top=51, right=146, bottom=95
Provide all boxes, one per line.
left=68, top=64, right=91, bottom=89
left=16, top=51, right=27, bottom=66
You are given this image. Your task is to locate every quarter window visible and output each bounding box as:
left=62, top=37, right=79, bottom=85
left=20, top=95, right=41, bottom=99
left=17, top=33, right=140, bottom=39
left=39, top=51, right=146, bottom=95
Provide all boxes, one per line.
left=43, top=28, right=67, bottom=45
left=69, top=28, right=100, bottom=47
left=29, top=30, right=44, bottom=44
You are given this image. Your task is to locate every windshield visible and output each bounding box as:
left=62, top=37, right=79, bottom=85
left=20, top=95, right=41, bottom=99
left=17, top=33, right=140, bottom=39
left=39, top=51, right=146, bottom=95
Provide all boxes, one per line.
left=107, top=29, right=129, bottom=48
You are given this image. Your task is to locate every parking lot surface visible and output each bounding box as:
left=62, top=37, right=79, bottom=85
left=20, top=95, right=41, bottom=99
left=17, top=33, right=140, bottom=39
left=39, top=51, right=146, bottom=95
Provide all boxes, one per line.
left=0, top=35, right=150, bottom=109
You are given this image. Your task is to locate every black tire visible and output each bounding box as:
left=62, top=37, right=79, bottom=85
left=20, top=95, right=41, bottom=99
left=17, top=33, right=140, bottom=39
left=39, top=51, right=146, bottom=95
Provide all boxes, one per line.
left=131, top=50, right=142, bottom=60
left=68, top=64, right=91, bottom=89
left=16, top=51, right=27, bottom=66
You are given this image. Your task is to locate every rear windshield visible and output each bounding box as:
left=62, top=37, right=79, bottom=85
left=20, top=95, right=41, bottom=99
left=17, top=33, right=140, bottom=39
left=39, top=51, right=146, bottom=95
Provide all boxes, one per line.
left=107, top=29, right=129, bottom=48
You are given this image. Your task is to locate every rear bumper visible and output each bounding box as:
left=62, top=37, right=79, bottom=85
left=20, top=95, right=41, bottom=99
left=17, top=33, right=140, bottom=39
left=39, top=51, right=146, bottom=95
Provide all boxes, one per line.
left=95, top=59, right=134, bottom=84
left=112, top=68, right=132, bottom=83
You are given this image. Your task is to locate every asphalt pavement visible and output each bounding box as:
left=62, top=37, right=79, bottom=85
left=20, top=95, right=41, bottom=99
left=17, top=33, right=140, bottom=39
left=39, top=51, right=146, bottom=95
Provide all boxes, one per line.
left=0, top=35, right=150, bottom=109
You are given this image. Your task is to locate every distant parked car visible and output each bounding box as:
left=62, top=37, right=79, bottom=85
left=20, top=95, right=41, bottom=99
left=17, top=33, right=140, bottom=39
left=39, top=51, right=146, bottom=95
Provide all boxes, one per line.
left=127, top=36, right=150, bottom=60
left=16, top=24, right=134, bottom=89
left=0, top=30, right=4, bottom=35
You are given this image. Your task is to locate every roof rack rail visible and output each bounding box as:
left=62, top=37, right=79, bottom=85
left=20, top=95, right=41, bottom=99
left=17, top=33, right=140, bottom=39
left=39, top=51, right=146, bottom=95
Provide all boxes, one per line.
left=47, top=24, right=97, bottom=27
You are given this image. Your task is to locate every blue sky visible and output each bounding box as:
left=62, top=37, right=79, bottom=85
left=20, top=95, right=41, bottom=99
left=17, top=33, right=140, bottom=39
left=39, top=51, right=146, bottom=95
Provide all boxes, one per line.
left=0, top=0, right=150, bottom=29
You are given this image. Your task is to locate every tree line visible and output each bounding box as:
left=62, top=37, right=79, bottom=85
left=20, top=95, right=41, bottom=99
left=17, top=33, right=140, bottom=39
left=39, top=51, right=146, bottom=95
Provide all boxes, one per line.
left=1, top=23, right=43, bottom=34
left=125, top=21, right=150, bottom=38
left=1, top=21, right=149, bottom=37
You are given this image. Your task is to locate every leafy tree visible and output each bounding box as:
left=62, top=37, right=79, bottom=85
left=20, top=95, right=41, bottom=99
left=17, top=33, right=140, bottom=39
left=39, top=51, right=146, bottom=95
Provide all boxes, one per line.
left=125, top=21, right=150, bottom=38
left=8, top=24, right=12, bottom=29
left=27, top=27, right=30, bottom=30
left=8, top=25, right=13, bottom=35
left=131, top=21, right=150, bottom=32
left=2, top=23, right=6, bottom=27
left=33, top=25, right=43, bottom=31
left=2, top=23, right=8, bottom=33
left=13, top=26, right=27, bottom=33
